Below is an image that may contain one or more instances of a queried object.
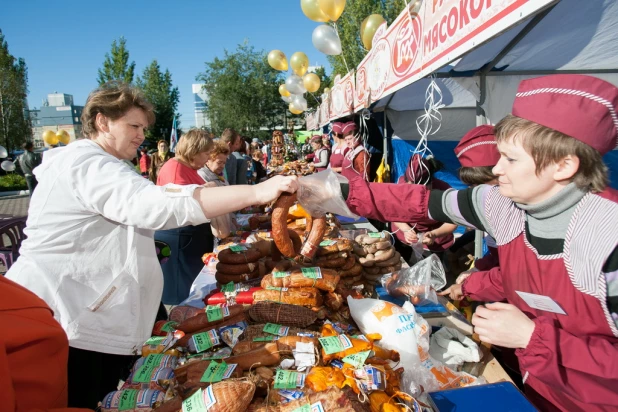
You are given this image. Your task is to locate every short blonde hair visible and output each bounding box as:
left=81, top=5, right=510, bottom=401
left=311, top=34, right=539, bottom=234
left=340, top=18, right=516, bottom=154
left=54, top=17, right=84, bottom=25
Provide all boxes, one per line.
left=495, top=114, right=608, bottom=192
left=175, top=128, right=213, bottom=163
left=82, top=82, right=154, bottom=138
left=220, top=128, right=239, bottom=145
left=208, top=141, right=230, bottom=161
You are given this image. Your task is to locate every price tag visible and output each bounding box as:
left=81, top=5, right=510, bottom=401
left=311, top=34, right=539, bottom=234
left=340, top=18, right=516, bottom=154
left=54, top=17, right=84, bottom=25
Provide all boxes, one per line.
left=263, top=323, right=289, bottom=336
left=279, top=390, right=304, bottom=402
left=274, top=369, right=305, bottom=389
left=266, top=286, right=288, bottom=291
left=133, top=354, right=165, bottom=383
left=291, top=401, right=324, bottom=412
left=300, top=267, right=322, bottom=279
left=368, top=232, right=385, bottom=238
left=161, top=321, right=178, bottom=333
left=292, top=405, right=311, bottom=412
left=273, top=271, right=291, bottom=278
left=200, top=361, right=237, bottom=383
left=221, top=282, right=235, bottom=293
left=118, top=389, right=138, bottom=411
left=318, top=335, right=353, bottom=355
left=352, top=334, right=369, bottom=342
left=182, top=388, right=208, bottom=412
left=192, top=330, right=220, bottom=353
left=204, top=385, right=217, bottom=410
left=144, top=336, right=165, bottom=346
left=205, top=305, right=229, bottom=322
left=319, top=240, right=337, bottom=247
left=253, top=336, right=276, bottom=342
left=342, top=350, right=370, bottom=369
left=229, top=245, right=247, bottom=253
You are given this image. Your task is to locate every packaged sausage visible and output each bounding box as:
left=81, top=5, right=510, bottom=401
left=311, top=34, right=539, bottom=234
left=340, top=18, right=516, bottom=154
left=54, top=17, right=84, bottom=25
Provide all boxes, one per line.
left=100, top=389, right=165, bottom=412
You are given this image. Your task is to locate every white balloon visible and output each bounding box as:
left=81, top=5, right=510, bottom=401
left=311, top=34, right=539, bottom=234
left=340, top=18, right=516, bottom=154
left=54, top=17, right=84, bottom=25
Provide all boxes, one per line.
left=292, top=95, right=308, bottom=111
left=281, top=96, right=292, bottom=104
left=1, top=160, right=15, bottom=172
left=285, top=74, right=307, bottom=95
left=312, top=24, right=342, bottom=56
left=0, top=146, right=7, bottom=159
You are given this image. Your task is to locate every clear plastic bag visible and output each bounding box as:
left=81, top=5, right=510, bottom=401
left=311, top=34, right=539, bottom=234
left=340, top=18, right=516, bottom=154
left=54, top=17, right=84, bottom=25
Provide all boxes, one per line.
left=382, top=254, right=447, bottom=303
left=210, top=213, right=235, bottom=239
left=297, top=170, right=359, bottom=219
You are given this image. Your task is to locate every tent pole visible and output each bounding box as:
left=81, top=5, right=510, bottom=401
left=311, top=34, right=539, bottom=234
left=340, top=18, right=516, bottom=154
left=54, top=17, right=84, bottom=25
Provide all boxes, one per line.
left=473, top=73, right=488, bottom=259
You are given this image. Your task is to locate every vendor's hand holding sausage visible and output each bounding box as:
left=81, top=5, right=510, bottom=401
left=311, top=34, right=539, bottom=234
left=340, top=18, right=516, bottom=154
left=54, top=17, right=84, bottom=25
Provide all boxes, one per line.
left=403, top=228, right=419, bottom=245
left=254, top=175, right=298, bottom=205
left=471, top=302, right=535, bottom=349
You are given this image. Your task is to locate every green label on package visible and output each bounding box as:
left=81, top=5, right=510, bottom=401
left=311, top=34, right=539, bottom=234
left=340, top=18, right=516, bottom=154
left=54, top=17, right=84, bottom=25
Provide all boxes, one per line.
left=229, top=245, right=247, bottom=253
left=182, top=388, right=208, bottom=412
left=161, top=321, right=178, bottom=332
left=253, top=336, right=276, bottom=342
left=144, top=336, right=165, bottom=346
left=263, top=323, right=289, bottom=336
left=274, top=369, right=305, bottom=389
left=300, top=267, right=322, bottom=279
left=200, top=361, right=237, bottom=383
left=205, top=305, right=229, bottom=322
left=319, top=240, right=337, bottom=247
left=342, top=350, right=371, bottom=369
left=292, top=405, right=311, bottom=412
left=192, top=330, right=220, bottom=353
left=292, top=403, right=323, bottom=412
left=273, top=270, right=291, bottom=278
left=318, top=335, right=353, bottom=355
left=221, top=281, right=235, bottom=293
left=133, top=354, right=164, bottom=383
left=118, top=389, right=138, bottom=411
left=266, top=286, right=288, bottom=291
left=368, top=232, right=384, bottom=238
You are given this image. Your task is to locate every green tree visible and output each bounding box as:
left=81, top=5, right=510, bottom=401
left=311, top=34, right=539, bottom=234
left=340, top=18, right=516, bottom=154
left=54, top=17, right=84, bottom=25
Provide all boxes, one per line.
left=196, top=42, right=287, bottom=137
left=136, top=60, right=180, bottom=143
left=97, top=36, right=136, bottom=85
left=327, top=0, right=406, bottom=78
left=0, top=30, right=30, bottom=155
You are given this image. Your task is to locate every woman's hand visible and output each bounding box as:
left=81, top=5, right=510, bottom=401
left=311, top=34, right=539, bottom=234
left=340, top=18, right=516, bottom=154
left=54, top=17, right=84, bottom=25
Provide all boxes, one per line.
left=403, top=229, right=419, bottom=245
left=438, top=283, right=465, bottom=301
left=422, top=231, right=435, bottom=246
left=472, top=303, right=535, bottom=348
left=254, top=175, right=298, bottom=205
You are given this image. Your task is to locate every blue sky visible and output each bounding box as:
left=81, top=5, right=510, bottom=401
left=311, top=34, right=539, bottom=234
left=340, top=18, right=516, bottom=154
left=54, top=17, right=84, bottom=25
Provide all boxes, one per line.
left=0, top=0, right=331, bottom=130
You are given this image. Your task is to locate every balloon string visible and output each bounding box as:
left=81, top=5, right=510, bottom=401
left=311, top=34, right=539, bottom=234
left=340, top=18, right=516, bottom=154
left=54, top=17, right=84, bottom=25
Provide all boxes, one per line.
left=308, top=92, right=321, bottom=105
left=333, top=22, right=351, bottom=74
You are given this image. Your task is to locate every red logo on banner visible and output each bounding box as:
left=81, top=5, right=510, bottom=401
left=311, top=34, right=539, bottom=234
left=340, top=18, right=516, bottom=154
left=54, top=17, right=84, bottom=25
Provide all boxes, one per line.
left=392, top=12, right=422, bottom=77
left=356, top=67, right=367, bottom=103
left=344, top=80, right=353, bottom=109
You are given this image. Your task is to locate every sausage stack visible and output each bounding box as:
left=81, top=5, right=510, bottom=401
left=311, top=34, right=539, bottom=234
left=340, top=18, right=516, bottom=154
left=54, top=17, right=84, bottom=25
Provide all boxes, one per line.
left=215, top=244, right=264, bottom=285
left=269, top=131, right=285, bottom=167
left=353, top=232, right=402, bottom=285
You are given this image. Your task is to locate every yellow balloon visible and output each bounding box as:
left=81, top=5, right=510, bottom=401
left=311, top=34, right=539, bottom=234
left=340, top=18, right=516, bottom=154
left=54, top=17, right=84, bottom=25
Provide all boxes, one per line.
left=279, top=84, right=291, bottom=97
left=301, top=0, right=330, bottom=22
left=268, top=50, right=288, bottom=71
left=290, top=52, right=309, bottom=77
left=289, top=102, right=303, bottom=115
left=317, top=0, right=346, bottom=21
left=303, top=73, right=321, bottom=93
left=43, top=130, right=59, bottom=145
left=56, top=130, right=70, bottom=145
left=361, top=14, right=386, bottom=50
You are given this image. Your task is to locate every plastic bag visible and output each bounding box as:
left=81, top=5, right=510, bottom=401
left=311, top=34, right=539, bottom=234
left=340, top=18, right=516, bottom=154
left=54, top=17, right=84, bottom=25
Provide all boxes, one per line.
left=210, top=213, right=236, bottom=239
left=383, top=255, right=446, bottom=304
left=297, top=170, right=359, bottom=219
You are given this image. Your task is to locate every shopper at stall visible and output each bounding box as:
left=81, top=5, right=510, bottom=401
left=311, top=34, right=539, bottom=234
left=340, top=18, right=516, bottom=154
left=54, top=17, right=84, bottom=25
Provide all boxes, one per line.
left=138, top=147, right=150, bottom=177
left=391, top=154, right=457, bottom=263
left=18, top=141, right=42, bottom=196
left=155, top=128, right=214, bottom=305
left=148, top=139, right=173, bottom=183
left=310, top=135, right=330, bottom=172
left=252, top=149, right=267, bottom=183
left=328, top=122, right=349, bottom=173
left=5, top=82, right=298, bottom=409
left=336, top=75, right=618, bottom=411
left=341, top=121, right=370, bottom=181
left=221, top=128, right=247, bottom=185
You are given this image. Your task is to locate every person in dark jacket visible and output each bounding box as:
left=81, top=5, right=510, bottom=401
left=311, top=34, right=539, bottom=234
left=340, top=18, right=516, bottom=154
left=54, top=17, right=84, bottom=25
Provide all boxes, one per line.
left=18, top=141, right=42, bottom=196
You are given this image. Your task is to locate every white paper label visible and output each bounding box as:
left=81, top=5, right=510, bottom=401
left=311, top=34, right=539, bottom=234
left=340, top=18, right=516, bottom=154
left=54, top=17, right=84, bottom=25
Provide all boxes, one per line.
left=515, top=291, right=567, bottom=315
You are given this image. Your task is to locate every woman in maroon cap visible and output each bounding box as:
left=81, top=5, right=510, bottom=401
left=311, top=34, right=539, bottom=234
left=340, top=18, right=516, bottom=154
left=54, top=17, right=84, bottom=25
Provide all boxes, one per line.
left=328, top=122, right=349, bottom=173
left=310, top=135, right=330, bottom=172
left=336, top=74, right=618, bottom=411
left=391, top=154, right=457, bottom=263
left=341, top=121, right=370, bottom=181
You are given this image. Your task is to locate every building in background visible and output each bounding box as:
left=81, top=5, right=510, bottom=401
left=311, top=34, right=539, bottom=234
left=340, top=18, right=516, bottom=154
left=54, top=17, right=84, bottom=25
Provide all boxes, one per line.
left=30, top=93, right=83, bottom=148
left=192, top=84, right=210, bottom=129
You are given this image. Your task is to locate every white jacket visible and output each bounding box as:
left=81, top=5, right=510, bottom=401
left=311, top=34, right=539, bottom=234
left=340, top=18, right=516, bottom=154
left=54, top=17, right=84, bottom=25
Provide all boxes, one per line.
left=6, top=140, right=208, bottom=355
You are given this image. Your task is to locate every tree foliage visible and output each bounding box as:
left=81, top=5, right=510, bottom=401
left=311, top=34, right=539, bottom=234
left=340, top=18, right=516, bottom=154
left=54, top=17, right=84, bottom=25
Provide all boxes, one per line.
left=0, top=29, right=30, bottom=155
left=136, top=60, right=180, bottom=143
left=197, top=42, right=288, bottom=137
left=327, top=0, right=406, bottom=78
left=97, top=37, right=136, bottom=85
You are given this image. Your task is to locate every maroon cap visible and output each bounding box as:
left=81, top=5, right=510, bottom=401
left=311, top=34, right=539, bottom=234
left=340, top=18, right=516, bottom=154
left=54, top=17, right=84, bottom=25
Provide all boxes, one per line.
left=512, top=74, right=618, bottom=155
left=310, top=135, right=322, bottom=143
left=405, top=154, right=430, bottom=184
left=332, top=122, right=344, bottom=134
left=341, top=121, right=357, bottom=136
left=454, top=125, right=499, bottom=168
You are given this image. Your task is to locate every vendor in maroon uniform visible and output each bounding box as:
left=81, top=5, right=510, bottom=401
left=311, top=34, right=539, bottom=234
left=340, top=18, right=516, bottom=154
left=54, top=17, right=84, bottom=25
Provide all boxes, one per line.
left=310, top=135, right=330, bottom=172
left=328, top=122, right=349, bottom=173
left=341, top=121, right=370, bottom=181
left=335, top=75, right=618, bottom=411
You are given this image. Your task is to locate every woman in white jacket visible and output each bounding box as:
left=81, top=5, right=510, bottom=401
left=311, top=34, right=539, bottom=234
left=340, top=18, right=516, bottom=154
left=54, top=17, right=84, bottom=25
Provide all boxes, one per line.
left=5, top=82, right=297, bottom=408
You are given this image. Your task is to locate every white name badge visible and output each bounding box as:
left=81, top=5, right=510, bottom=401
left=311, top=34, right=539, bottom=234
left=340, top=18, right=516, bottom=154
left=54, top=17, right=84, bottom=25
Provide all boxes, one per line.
left=516, top=291, right=567, bottom=315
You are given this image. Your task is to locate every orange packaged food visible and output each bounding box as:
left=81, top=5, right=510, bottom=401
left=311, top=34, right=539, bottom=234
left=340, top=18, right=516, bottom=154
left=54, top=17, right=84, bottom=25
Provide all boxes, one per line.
left=305, top=366, right=346, bottom=392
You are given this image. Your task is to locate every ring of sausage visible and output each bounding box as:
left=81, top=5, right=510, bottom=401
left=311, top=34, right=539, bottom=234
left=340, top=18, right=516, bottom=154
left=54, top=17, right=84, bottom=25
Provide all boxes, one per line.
left=218, top=247, right=262, bottom=264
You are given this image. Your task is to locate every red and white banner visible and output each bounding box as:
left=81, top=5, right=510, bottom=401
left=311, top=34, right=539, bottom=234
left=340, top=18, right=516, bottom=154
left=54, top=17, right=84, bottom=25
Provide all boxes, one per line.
left=355, top=0, right=557, bottom=111
left=305, top=111, right=319, bottom=131
left=319, top=94, right=331, bottom=128
left=329, top=72, right=355, bottom=121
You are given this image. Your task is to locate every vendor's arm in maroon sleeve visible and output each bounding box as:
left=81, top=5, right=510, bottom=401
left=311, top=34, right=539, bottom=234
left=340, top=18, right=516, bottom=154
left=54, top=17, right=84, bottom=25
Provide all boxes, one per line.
left=461, top=266, right=506, bottom=301
left=474, top=246, right=499, bottom=271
